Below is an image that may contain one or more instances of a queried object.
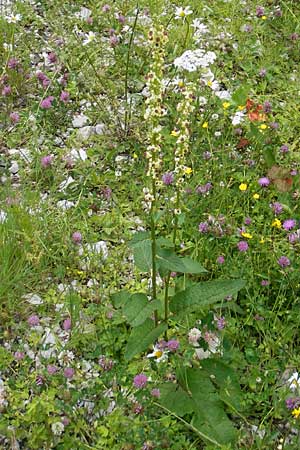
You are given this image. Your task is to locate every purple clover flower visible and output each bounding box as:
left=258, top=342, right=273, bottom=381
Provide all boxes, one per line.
left=288, top=230, right=300, bottom=244
left=259, top=68, right=267, bottom=77
left=217, top=255, right=225, bottom=264
left=60, top=91, right=70, bottom=103
left=261, top=280, right=270, bottom=286
left=271, top=202, right=283, bottom=215
left=216, top=316, right=226, bottom=330
left=167, top=340, right=179, bottom=352
left=196, top=183, right=212, bottom=195
left=256, top=6, right=265, bottom=17
left=7, top=58, right=19, bottom=69
left=71, top=231, right=82, bottom=244
left=199, top=222, right=209, bottom=233
left=10, top=112, right=20, bottom=123
left=162, top=172, right=174, bottom=185
left=27, top=315, right=40, bottom=327
left=40, top=96, right=54, bottom=109
left=14, top=351, right=25, bottom=360
left=41, top=155, right=52, bottom=168
left=63, top=318, right=71, bottom=330
left=283, top=219, right=296, bottom=231
left=280, top=144, right=289, bottom=153
left=277, top=256, right=290, bottom=268
left=47, top=365, right=58, bottom=375
left=64, top=367, right=75, bottom=379
left=270, top=121, right=279, bottom=129
left=151, top=388, right=161, bottom=398
left=244, top=217, right=252, bottom=225
left=263, top=101, right=272, bottom=113
left=2, top=85, right=11, bottom=96
left=237, top=241, right=248, bottom=252
left=133, top=373, right=148, bottom=389
left=258, top=177, right=270, bottom=187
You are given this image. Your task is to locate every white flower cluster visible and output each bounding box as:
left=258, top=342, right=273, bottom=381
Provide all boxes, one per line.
left=174, top=49, right=216, bottom=72
left=144, top=26, right=168, bottom=182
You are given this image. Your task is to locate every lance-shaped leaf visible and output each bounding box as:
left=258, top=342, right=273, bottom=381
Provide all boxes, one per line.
left=124, top=319, right=167, bottom=360
left=156, top=248, right=207, bottom=274
left=170, top=279, right=245, bottom=314
left=123, top=293, right=161, bottom=327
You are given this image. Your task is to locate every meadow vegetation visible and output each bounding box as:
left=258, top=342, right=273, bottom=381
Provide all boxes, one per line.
left=1, top=1, right=300, bottom=448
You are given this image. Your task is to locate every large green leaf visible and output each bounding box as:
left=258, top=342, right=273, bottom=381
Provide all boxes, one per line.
left=182, top=368, right=237, bottom=446
left=200, top=359, right=244, bottom=412
left=170, top=279, right=245, bottom=314
left=132, top=240, right=152, bottom=272
left=111, top=290, right=130, bottom=308
left=124, top=319, right=167, bottom=360
left=158, top=383, right=194, bottom=416
left=231, top=84, right=250, bottom=106
left=156, top=248, right=207, bottom=274
left=123, top=293, right=161, bottom=327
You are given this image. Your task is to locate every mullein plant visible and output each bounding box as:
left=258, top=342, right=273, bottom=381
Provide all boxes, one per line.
left=143, top=25, right=168, bottom=326
left=112, top=25, right=246, bottom=448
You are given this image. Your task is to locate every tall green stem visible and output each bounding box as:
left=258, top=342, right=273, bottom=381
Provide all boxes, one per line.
left=151, top=178, right=158, bottom=326
left=164, top=190, right=180, bottom=336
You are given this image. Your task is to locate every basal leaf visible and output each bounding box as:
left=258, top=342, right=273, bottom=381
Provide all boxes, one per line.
left=200, top=359, right=244, bottom=412
left=158, top=383, right=194, bottom=416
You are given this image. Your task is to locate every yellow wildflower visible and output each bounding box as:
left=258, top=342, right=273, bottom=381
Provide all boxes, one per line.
left=184, top=167, right=193, bottom=175
left=238, top=105, right=245, bottom=111
left=177, top=80, right=185, bottom=88
left=241, top=232, right=253, bottom=239
left=260, top=237, right=265, bottom=244
left=272, top=219, right=282, bottom=229
left=202, top=122, right=208, bottom=128
left=239, top=183, right=248, bottom=191
left=260, top=124, right=267, bottom=130
left=171, top=129, right=179, bottom=137
left=261, top=16, right=267, bottom=20
left=292, top=408, right=300, bottom=419
left=253, top=193, right=260, bottom=199
left=222, top=102, right=230, bottom=109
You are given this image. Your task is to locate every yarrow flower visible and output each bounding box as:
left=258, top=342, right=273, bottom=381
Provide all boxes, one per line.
left=174, top=49, right=216, bottom=72
left=133, top=373, right=148, bottom=389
